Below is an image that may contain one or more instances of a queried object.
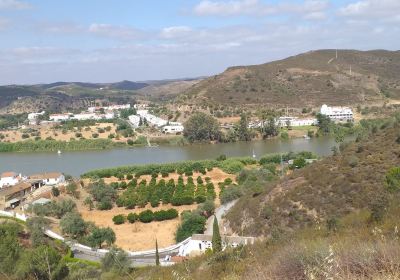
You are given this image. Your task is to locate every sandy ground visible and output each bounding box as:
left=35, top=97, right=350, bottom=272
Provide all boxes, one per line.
left=79, top=168, right=235, bottom=250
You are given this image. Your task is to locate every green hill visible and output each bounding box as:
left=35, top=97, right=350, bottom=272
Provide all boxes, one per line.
left=182, top=49, right=400, bottom=108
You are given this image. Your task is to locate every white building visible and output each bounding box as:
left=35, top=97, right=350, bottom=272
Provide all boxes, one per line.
left=29, top=172, right=65, bottom=186
left=71, top=113, right=97, bottom=121
left=88, top=104, right=131, bottom=113
left=128, top=115, right=141, bottom=128
left=49, top=113, right=72, bottom=122
left=0, top=172, right=22, bottom=188
left=276, top=117, right=317, bottom=128
left=137, top=110, right=168, bottom=127
left=178, top=234, right=255, bottom=257
left=162, top=123, right=184, bottom=134
left=320, top=104, right=353, bottom=122
left=27, top=111, right=45, bottom=125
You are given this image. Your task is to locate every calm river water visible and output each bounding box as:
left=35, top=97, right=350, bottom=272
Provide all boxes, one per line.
left=0, top=137, right=339, bottom=176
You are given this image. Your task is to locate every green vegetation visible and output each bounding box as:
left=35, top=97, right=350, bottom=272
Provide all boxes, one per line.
left=212, top=216, right=222, bottom=253
left=183, top=112, right=222, bottom=142
left=82, top=157, right=256, bottom=179
left=176, top=211, right=207, bottom=242
left=0, top=138, right=124, bottom=152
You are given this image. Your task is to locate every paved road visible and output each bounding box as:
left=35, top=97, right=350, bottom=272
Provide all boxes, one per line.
left=205, top=199, right=238, bottom=235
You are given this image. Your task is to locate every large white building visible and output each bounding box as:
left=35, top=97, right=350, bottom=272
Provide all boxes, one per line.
left=128, top=115, right=141, bottom=128
left=178, top=234, right=255, bottom=257
left=162, top=123, right=184, bottom=134
left=29, top=172, right=65, bottom=186
left=27, top=111, right=45, bottom=125
left=276, top=117, right=317, bottom=128
left=137, top=110, right=168, bottom=127
left=49, top=113, right=72, bottom=122
left=320, top=104, right=353, bottom=122
left=88, top=104, right=131, bottom=113
left=0, top=172, right=23, bottom=188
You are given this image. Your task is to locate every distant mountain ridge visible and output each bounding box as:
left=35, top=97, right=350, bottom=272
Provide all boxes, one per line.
left=182, top=49, right=400, bottom=107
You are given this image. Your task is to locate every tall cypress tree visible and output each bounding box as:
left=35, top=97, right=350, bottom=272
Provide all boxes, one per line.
left=212, top=215, right=222, bottom=253
left=155, top=239, right=160, bottom=266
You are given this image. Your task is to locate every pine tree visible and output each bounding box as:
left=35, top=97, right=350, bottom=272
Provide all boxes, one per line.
left=155, top=239, right=160, bottom=266
left=212, top=215, right=222, bottom=253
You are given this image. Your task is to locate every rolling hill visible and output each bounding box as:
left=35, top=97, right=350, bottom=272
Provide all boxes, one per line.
left=0, top=79, right=199, bottom=114
left=182, top=49, right=400, bottom=108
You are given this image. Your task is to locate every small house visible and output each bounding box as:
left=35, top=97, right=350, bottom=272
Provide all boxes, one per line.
left=29, top=172, right=65, bottom=186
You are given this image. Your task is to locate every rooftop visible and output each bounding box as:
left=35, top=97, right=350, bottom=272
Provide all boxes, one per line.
left=30, top=172, right=63, bottom=180
left=1, top=172, right=17, bottom=178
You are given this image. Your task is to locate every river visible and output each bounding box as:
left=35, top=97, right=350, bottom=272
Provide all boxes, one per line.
left=0, top=136, right=339, bottom=176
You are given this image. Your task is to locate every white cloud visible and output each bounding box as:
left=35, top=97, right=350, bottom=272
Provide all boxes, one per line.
left=193, top=0, right=328, bottom=19
left=160, top=26, right=192, bottom=39
left=194, top=0, right=273, bottom=16
left=88, top=23, right=143, bottom=40
left=0, top=0, right=30, bottom=10
left=339, top=0, right=400, bottom=20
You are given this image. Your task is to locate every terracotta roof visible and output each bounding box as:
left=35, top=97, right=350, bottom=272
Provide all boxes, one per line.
left=30, top=172, right=63, bottom=180
left=1, top=172, right=17, bottom=178
left=0, top=182, right=32, bottom=197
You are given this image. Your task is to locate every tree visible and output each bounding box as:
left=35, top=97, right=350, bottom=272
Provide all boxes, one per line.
left=112, top=214, right=126, bottom=225
left=101, top=247, right=130, bottom=275
left=316, top=113, right=332, bottom=134
left=66, top=182, right=79, bottom=198
left=183, top=112, right=222, bottom=142
left=212, top=215, right=222, bottom=253
left=155, top=239, right=160, bottom=266
left=83, top=197, right=94, bottom=210
left=175, top=212, right=206, bottom=242
left=86, top=227, right=116, bottom=248
left=0, top=222, right=23, bottom=275
left=60, top=212, right=87, bottom=238
left=262, top=117, right=278, bottom=139
left=26, top=216, right=50, bottom=247
left=237, top=113, right=252, bottom=141
left=51, top=187, right=60, bottom=197
left=16, top=245, right=68, bottom=280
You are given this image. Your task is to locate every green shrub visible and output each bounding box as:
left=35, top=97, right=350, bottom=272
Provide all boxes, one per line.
left=139, top=210, right=154, bottom=223
left=112, top=215, right=126, bottom=225
left=127, top=213, right=138, bottom=223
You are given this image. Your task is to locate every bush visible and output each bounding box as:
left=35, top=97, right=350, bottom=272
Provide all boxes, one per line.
left=220, top=185, right=243, bottom=204
left=112, top=215, right=126, bottom=225
left=385, top=167, right=400, bottom=192
left=139, top=210, right=154, bottom=223
left=219, top=159, right=244, bottom=174
left=127, top=213, right=138, bottom=223
left=176, top=212, right=206, bottom=242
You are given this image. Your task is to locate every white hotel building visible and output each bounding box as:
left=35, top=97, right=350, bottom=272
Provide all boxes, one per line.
left=320, top=104, right=354, bottom=122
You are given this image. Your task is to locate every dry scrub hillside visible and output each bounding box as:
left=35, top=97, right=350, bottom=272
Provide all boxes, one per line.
left=226, top=121, right=400, bottom=237
left=182, top=49, right=400, bottom=108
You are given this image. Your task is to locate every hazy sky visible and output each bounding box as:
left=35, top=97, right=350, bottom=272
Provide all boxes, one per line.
left=0, top=0, right=399, bottom=84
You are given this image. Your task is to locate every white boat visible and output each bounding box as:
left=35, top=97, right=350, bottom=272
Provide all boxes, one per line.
left=252, top=149, right=256, bottom=158
left=57, top=150, right=62, bottom=154
left=303, top=135, right=311, bottom=140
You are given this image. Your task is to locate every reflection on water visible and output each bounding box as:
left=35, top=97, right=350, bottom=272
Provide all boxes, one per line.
left=0, top=137, right=339, bottom=176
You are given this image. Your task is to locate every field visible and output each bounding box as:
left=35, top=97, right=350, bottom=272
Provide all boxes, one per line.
left=78, top=168, right=235, bottom=250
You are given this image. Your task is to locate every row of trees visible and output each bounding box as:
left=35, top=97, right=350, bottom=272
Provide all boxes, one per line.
left=116, top=176, right=217, bottom=210
left=183, top=112, right=280, bottom=143
left=113, top=208, right=179, bottom=225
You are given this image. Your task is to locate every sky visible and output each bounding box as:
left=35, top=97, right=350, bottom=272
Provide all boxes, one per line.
left=0, top=0, right=399, bottom=85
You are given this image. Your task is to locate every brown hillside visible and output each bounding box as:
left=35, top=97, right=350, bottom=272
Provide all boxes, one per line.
left=226, top=119, right=400, bottom=237
left=183, top=49, right=400, bottom=107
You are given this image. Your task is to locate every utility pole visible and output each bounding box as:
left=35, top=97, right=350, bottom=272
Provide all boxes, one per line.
left=335, top=49, right=338, bottom=59
left=349, top=65, right=352, bottom=76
